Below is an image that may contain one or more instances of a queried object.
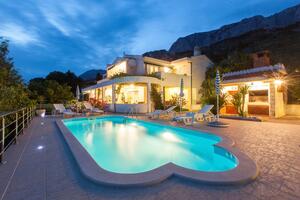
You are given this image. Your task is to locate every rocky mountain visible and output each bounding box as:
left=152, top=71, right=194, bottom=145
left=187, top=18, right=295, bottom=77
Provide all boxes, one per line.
left=169, top=4, right=300, bottom=53
left=201, top=22, right=300, bottom=72
left=79, top=69, right=106, bottom=82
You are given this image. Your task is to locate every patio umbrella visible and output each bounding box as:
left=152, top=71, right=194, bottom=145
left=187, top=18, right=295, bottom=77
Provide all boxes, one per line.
left=215, top=70, right=221, bottom=121
left=76, top=85, right=81, bottom=101
left=179, top=78, right=184, bottom=112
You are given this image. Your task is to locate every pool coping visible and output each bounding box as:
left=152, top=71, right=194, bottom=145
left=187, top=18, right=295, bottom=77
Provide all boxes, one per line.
left=56, top=116, right=259, bottom=187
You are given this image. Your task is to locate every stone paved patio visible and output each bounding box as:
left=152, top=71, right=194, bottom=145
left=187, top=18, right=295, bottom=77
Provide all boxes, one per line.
left=0, top=116, right=299, bottom=200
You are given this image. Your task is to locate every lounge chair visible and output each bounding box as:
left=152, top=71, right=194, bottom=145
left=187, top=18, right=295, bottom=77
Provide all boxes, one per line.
left=148, top=106, right=177, bottom=119
left=174, top=105, right=215, bottom=123
left=83, top=102, right=104, bottom=114
left=53, top=104, right=77, bottom=118
left=174, top=112, right=195, bottom=125
left=194, top=104, right=215, bottom=122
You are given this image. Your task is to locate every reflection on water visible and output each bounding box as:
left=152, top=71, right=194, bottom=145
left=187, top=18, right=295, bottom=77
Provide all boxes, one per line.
left=160, top=131, right=181, bottom=143
left=64, top=117, right=237, bottom=173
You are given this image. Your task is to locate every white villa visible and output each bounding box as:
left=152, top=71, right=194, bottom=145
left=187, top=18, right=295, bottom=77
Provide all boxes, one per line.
left=83, top=48, right=213, bottom=113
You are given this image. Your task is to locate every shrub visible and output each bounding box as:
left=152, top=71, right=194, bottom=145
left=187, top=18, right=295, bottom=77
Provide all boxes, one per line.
left=150, top=84, right=163, bottom=109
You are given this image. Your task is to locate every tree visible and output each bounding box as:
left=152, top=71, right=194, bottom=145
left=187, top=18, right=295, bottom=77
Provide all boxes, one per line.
left=44, top=80, right=74, bottom=103
left=28, top=77, right=46, bottom=102
left=231, top=85, right=249, bottom=117
left=200, top=52, right=253, bottom=114
left=287, top=72, right=300, bottom=104
left=0, top=39, right=33, bottom=111
left=46, top=70, right=82, bottom=95
left=200, top=78, right=227, bottom=114
left=28, top=78, right=74, bottom=104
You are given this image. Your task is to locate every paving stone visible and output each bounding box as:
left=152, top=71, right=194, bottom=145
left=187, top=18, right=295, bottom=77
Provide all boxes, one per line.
left=0, top=116, right=299, bottom=200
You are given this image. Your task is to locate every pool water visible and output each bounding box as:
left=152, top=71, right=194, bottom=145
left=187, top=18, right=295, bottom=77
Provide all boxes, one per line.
left=63, top=116, right=238, bottom=174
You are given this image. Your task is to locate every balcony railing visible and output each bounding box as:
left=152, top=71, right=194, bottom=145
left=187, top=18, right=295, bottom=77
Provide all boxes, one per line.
left=0, top=107, right=35, bottom=163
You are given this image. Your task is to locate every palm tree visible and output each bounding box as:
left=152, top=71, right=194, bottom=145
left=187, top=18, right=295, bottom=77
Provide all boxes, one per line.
left=240, top=85, right=249, bottom=117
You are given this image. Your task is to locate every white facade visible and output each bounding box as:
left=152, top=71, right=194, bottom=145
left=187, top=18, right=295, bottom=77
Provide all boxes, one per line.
left=83, top=53, right=213, bottom=113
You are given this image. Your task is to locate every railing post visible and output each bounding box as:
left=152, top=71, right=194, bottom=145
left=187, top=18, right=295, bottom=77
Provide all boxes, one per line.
left=1, top=117, right=5, bottom=163
left=26, top=108, right=29, bottom=127
left=22, top=109, right=25, bottom=134
left=15, top=112, right=18, bottom=144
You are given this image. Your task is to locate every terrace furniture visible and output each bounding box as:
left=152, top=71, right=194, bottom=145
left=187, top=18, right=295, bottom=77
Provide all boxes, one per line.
left=53, top=104, right=78, bottom=118
left=174, top=105, right=215, bottom=123
left=83, top=102, right=104, bottom=114
left=194, top=104, right=216, bottom=122
left=173, top=112, right=195, bottom=125
left=148, top=106, right=177, bottom=119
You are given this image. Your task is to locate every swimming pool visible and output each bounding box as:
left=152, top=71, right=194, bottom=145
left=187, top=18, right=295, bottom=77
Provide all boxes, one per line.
left=63, top=116, right=237, bottom=173
left=58, top=116, right=258, bottom=186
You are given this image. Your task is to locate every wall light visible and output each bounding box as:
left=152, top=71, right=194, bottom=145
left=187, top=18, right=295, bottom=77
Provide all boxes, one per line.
left=274, top=79, right=283, bottom=86
left=37, top=145, right=44, bottom=150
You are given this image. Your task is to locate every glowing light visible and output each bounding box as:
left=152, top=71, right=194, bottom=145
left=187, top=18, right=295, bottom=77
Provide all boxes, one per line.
left=247, top=82, right=269, bottom=90
left=161, top=132, right=181, bottom=142
left=84, top=132, right=93, bottom=145
left=274, top=79, right=283, bottom=86
left=163, top=67, right=171, bottom=73
left=222, top=85, right=238, bottom=94
left=129, top=122, right=137, bottom=126
left=37, top=145, right=44, bottom=150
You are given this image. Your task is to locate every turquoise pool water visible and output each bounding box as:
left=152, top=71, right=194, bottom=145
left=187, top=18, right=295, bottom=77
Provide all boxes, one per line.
left=63, top=116, right=238, bottom=173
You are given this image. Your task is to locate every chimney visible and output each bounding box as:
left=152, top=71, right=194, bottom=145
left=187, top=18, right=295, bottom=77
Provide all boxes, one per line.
left=252, top=50, right=270, bottom=68
left=193, top=46, right=202, bottom=56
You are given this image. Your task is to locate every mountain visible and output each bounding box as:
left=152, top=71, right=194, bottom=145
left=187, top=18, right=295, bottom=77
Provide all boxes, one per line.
left=79, top=69, right=106, bottom=82
left=201, top=22, right=300, bottom=72
left=169, top=4, right=300, bottom=53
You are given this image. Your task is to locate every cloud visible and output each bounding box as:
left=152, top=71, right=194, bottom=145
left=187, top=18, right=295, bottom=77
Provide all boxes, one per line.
left=38, top=0, right=107, bottom=37
left=0, top=0, right=298, bottom=81
left=0, top=23, right=42, bottom=46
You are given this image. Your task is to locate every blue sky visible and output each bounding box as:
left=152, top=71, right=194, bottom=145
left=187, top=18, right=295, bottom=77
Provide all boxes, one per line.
left=0, top=0, right=299, bottom=80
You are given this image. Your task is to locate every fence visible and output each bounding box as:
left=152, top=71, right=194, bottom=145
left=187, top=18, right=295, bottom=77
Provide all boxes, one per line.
left=0, top=107, right=35, bottom=163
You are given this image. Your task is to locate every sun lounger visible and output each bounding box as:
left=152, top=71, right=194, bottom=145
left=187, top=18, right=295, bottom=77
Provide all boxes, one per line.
left=53, top=104, right=77, bottom=118
left=194, top=104, right=215, bottom=122
left=173, top=112, right=195, bottom=125
left=83, top=102, right=104, bottom=114
left=174, top=105, right=215, bottom=123
left=148, top=106, right=177, bottom=119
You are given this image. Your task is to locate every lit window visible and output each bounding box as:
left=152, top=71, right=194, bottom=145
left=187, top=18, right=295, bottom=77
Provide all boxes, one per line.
left=116, top=84, right=147, bottom=104
left=249, top=90, right=268, bottom=103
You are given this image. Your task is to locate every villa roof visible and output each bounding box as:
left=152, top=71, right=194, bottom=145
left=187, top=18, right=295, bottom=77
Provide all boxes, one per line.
left=222, top=64, right=287, bottom=84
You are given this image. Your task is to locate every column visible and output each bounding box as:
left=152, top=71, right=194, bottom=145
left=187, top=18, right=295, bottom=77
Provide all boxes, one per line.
left=147, top=82, right=151, bottom=113
left=112, top=84, right=116, bottom=112
left=269, top=82, right=275, bottom=117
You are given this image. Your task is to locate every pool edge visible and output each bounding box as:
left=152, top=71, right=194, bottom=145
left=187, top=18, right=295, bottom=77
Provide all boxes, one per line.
left=56, top=117, right=259, bottom=187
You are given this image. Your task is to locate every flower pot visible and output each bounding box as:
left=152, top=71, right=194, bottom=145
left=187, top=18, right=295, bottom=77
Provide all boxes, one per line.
left=36, top=109, right=46, bottom=117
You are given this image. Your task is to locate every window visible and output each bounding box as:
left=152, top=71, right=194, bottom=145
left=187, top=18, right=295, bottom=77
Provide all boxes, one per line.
left=249, top=90, right=268, bottom=103
left=104, top=86, right=112, bottom=103
left=116, top=84, right=147, bottom=104
left=107, top=61, right=127, bottom=78
left=146, top=64, right=160, bottom=74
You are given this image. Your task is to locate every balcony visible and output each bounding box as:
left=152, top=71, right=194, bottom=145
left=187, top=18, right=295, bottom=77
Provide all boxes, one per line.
left=154, top=72, right=191, bottom=87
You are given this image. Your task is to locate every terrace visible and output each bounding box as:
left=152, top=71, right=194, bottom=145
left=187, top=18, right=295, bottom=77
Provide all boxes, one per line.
left=0, top=114, right=299, bottom=200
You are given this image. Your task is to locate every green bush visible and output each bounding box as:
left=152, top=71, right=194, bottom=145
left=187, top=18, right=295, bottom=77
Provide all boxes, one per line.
left=150, top=84, right=164, bottom=109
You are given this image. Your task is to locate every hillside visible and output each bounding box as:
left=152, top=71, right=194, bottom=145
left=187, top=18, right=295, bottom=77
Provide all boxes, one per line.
left=201, top=22, right=300, bottom=72
left=79, top=69, right=106, bottom=82
left=169, top=4, right=300, bottom=53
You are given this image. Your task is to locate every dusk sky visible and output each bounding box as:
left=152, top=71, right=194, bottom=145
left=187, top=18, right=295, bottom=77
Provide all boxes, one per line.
left=0, top=0, right=299, bottom=81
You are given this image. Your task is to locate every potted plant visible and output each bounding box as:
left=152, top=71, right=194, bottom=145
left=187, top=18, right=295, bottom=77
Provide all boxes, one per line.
left=36, top=97, right=46, bottom=117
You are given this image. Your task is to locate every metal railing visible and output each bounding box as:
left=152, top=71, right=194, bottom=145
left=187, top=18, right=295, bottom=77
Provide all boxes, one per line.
left=0, top=107, right=35, bottom=163
left=127, top=107, right=138, bottom=119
